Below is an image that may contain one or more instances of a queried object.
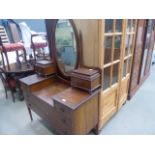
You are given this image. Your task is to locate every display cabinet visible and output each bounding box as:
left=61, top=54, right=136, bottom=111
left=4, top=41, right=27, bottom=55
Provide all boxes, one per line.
left=73, top=19, right=137, bottom=131
left=128, top=19, right=155, bottom=99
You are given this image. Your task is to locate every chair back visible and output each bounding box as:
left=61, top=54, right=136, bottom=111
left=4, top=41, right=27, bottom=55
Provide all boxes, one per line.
left=9, top=23, right=21, bottom=43
left=0, top=26, right=10, bottom=45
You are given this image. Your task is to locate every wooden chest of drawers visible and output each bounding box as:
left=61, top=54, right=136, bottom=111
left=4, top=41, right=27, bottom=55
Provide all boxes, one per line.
left=35, top=60, right=56, bottom=76
left=71, top=68, right=101, bottom=92
left=20, top=74, right=99, bottom=134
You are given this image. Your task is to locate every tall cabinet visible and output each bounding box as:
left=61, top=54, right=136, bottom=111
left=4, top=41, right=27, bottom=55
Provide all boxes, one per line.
left=73, top=19, right=137, bottom=131
left=128, top=19, right=155, bottom=99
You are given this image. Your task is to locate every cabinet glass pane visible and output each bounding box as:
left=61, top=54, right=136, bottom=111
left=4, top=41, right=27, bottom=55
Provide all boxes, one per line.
left=104, top=36, right=112, bottom=64
left=129, top=34, right=133, bottom=54
left=105, top=19, right=113, bottom=33
left=127, top=19, right=131, bottom=32
left=127, top=58, right=131, bottom=74
left=123, top=60, right=127, bottom=77
left=131, top=20, right=136, bottom=32
left=114, top=35, right=121, bottom=60
left=112, top=63, right=119, bottom=85
left=115, top=19, right=122, bottom=32
left=103, top=67, right=111, bottom=90
left=125, top=35, right=130, bottom=56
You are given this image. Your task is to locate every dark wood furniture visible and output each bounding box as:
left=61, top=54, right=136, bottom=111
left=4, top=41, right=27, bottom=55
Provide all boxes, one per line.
left=128, top=19, right=155, bottom=99
left=0, top=62, right=34, bottom=74
left=0, top=61, right=34, bottom=102
left=0, top=26, right=28, bottom=71
left=34, top=60, right=56, bottom=76
left=0, top=68, right=16, bottom=102
left=20, top=74, right=99, bottom=134
left=31, top=33, right=50, bottom=61
left=20, top=19, right=101, bottom=134
left=71, top=67, right=101, bottom=92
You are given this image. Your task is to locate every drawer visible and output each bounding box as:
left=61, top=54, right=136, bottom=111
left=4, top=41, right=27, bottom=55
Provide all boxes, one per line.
left=54, top=110, right=72, bottom=126
left=54, top=101, right=71, bottom=115
left=28, top=95, right=55, bottom=116
left=29, top=101, right=72, bottom=134
left=54, top=115, right=72, bottom=134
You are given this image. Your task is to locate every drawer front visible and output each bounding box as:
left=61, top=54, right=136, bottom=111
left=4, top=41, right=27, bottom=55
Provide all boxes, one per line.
left=54, top=101, right=71, bottom=115
left=53, top=111, right=72, bottom=134
left=91, top=77, right=100, bottom=90
left=21, top=84, right=30, bottom=99
left=28, top=95, right=54, bottom=116
left=28, top=96, right=72, bottom=134
left=71, top=78, right=90, bottom=90
left=28, top=99, right=72, bottom=134
left=54, top=110, right=72, bottom=127
left=35, top=65, right=56, bottom=76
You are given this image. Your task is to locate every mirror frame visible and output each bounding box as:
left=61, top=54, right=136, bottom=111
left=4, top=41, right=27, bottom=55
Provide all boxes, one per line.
left=53, top=19, right=79, bottom=81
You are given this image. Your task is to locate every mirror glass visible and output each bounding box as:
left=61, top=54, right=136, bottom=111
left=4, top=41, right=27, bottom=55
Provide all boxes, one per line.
left=55, top=19, right=77, bottom=75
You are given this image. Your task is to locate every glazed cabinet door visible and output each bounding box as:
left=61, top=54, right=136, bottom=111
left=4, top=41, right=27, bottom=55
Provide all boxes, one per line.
left=118, top=19, right=137, bottom=109
left=140, top=20, right=153, bottom=81
left=99, top=19, right=124, bottom=129
left=144, top=20, right=154, bottom=77
left=128, top=20, right=147, bottom=99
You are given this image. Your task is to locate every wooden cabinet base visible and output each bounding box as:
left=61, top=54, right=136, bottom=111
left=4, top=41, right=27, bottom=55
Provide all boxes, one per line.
left=20, top=74, right=100, bottom=135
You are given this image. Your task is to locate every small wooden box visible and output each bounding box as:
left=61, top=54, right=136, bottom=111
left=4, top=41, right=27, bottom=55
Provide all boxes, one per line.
left=35, top=60, right=56, bottom=76
left=71, top=68, right=101, bottom=92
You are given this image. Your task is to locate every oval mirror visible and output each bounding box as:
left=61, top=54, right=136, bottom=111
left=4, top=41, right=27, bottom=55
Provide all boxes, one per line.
left=55, top=19, right=78, bottom=76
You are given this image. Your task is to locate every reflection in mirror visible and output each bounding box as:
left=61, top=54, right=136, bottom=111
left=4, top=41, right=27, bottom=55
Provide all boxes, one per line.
left=115, top=19, right=122, bottom=32
left=103, top=67, right=111, bottom=90
left=114, top=36, right=121, bottom=60
left=104, top=36, right=112, bottom=64
left=55, top=19, right=77, bottom=75
left=105, top=20, right=113, bottom=33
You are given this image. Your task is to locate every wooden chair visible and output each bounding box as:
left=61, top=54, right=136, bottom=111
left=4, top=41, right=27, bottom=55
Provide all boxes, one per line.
left=31, top=33, right=49, bottom=61
left=0, top=25, right=27, bottom=70
left=0, top=68, right=16, bottom=102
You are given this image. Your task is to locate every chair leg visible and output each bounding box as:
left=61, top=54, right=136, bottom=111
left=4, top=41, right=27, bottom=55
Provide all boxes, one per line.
left=33, top=47, right=36, bottom=61
left=42, top=48, right=45, bottom=59
left=4, top=88, right=8, bottom=99
left=4, top=52, right=10, bottom=70
left=1, top=52, right=6, bottom=69
left=11, top=89, right=15, bottom=102
left=23, top=48, right=28, bottom=64
left=27, top=106, right=33, bottom=122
